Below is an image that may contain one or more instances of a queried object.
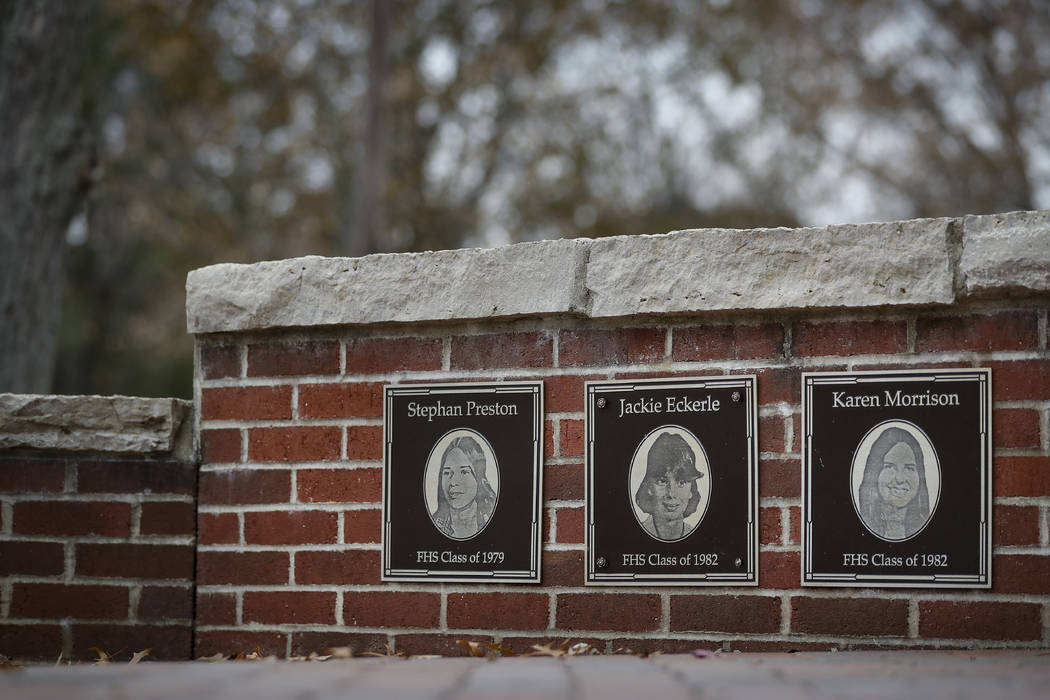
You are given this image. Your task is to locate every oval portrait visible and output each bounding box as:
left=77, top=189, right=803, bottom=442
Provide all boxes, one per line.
left=423, top=428, right=500, bottom=541
left=629, top=425, right=711, bottom=542
left=850, top=419, right=941, bottom=542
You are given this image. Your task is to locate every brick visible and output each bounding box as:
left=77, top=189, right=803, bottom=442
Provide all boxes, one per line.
left=451, top=332, right=553, bottom=370
left=987, top=360, right=1050, bottom=401
left=77, top=543, right=194, bottom=580
left=197, top=551, right=289, bottom=585
left=396, top=634, right=492, bottom=657
left=244, top=510, right=337, bottom=545
left=760, top=508, right=781, bottom=545
left=791, top=597, right=907, bottom=636
left=994, top=554, right=1050, bottom=594
left=447, top=593, right=549, bottom=630
left=610, top=638, right=718, bottom=655
left=916, top=311, right=1038, bottom=352
left=561, top=419, right=584, bottom=457
left=201, top=428, right=241, bottom=463
left=793, top=320, right=907, bottom=357
left=243, top=591, right=336, bottom=625
left=760, top=550, right=800, bottom=590
left=674, top=323, right=783, bottom=362
left=346, top=337, right=441, bottom=373
left=298, top=468, right=381, bottom=503
left=345, top=508, right=381, bottom=543
left=557, top=594, right=660, bottom=631
left=919, top=600, right=1041, bottom=641
left=0, top=457, right=65, bottom=492
left=14, top=501, right=130, bottom=536
left=542, top=549, right=583, bottom=587
left=555, top=506, right=584, bottom=543
left=994, top=505, right=1040, bottom=546
left=291, top=632, right=389, bottom=657
left=198, top=512, right=240, bottom=545
left=296, top=549, right=381, bottom=585
left=77, top=459, right=196, bottom=495
left=670, top=595, right=780, bottom=633
left=0, top=624, right=63, bottom=661
left=72, top=624, right=192, bottom=661
left=12, top=583, right=128, bottom=619
left=544, top=420, right=554, bottom=459
left=788, top=506, right=801, bottom=544
left=748, top=367, right=799, bottom=406
left=200, top=344, right=241, bottom=379
left=993, top=408, right=1041, bottom=448
left=201, top=385, right=292, bottom=421
left=347, top=425, right=383, bottom=460
left=249, top=426, right=342, bottom=462
left=139, top=586, right=193, bottom=620
left=199, top=468, right=291, bottom=505
left=759, top=415, right=786, bottom=453
left=759, top=458, right=801, bottom=498
left=544, top=463, right=584, bottom=501
left=994, top=456, right=1050, bottom=497
left=559, top=328, right=664, bottom=366
left=300, top=382, right=382, bottom=418
left=140, top=501, right=196, bottom=535
left=729, top=640, right=836, bottom=652
left=0, top=541, right=64, bottom=576
left=196, top=592, right=237, bottom=626
left=247, top=340, right=340, bottom=377
left=194, top=630, right=286, bottom=659
left=344, top=592, right=440, bottom=628
left=545, top=374, right=601, bottom=413
left=616, top=369, right=722, bottom=380
left=790, top=412, right=802, bottom=451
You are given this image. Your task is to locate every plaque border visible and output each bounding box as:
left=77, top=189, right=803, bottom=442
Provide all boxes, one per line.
left=801, top=368, right=993, bottom=588
left=381, top=381, right=544, bottom=583
left=584, top=375, right=759, bottom=586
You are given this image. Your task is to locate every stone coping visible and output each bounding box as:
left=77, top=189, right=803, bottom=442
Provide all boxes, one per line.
left=0, top=393, right=193, bottom=458
left=186, top=210, right=1050, bottom=334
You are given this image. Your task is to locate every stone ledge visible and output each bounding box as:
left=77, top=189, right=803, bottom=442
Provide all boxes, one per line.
left=186, top=210, right=1050, bottom=334
left=0, top=394, right=193, bottom=458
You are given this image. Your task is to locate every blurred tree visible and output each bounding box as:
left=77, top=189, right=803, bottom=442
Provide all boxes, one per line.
left=51, top=0, right=1050, bottom=399
left=0, top=1, right=97, bottom=394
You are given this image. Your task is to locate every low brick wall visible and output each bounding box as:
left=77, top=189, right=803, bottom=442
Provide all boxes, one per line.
left=0, top=395, right=195, bottom=660
left=187, top=211, right=1050, bottom=657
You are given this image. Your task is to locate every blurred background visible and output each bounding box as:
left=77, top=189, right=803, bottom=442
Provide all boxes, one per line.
left=4, top=0, right=1049, bottom=400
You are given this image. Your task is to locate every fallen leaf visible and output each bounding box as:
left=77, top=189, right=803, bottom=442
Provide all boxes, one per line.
left=90, top=647, right=122, bottom=664
left=325, top=647, right=353, bottom=659
left=129, top=649, right=151, bottom=664
left=361, top=644, right=402, bottom=658
left=527, top=641, right=566, bottom=658
left=197, top=653, right=227, bottom=662
left=691, top=649, right=715, bottom=659
left=457, top=640, right=486, bottom=657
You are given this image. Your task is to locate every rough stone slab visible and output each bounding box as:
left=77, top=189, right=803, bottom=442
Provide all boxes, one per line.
left=960, top=210, right=1050, bottom=297
left=186, top=239, right=591, bottom=334
left=585, top=218, right=955, bottom=318
left=0, top=393, right=192, bottom=456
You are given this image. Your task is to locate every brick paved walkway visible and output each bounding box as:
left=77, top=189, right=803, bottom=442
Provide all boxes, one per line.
left=2, top=651, right=1048, bottom=700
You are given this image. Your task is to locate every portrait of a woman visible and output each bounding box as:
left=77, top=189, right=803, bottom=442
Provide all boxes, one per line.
left=633, top=431, right=705, bottom=542
left=855, top=425, right=934, bottom=541
left=430, top=434, right=497, bottom=539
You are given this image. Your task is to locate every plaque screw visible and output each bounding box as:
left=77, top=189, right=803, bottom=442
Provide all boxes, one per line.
left=597, top=557, right=607, bottom=568
left=731, top=391, right=741, bottom=402
left=734, top=558, right=742, bottom=568
left=597, top=398, right=607, bottom=409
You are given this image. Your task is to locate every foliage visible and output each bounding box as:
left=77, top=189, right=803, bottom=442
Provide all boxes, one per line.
left=55, top=0, right=1050, bottom=397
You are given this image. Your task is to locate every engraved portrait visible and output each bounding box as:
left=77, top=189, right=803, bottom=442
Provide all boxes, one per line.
left=423, top=429, right=500, bottom=540
left=629, top=426, right=711, bottom=542
left=851, top=420, right=941, bottom=542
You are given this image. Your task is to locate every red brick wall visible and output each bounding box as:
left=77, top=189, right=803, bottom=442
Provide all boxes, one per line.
left=194, top=303, right=1050, bottom=657
left=0, top=455, right=196, bottom=660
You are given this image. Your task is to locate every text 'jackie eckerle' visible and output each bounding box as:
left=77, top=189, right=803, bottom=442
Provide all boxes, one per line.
left=406, top=400, right=519, bottom=422
left=618, top=395, right=720, bottom=418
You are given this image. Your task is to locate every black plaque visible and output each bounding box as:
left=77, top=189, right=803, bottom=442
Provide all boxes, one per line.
left=382, top=382, right=543, bottom=582
left=586, top=376, right=758, bottom=585
left=802, top=369, right=992, bottom=588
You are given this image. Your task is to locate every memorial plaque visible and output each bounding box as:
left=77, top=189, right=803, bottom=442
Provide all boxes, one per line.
left=585, top=376, right=758, bottom=585
left=802, top=368, right=992, bottom=588
left=382, top=382, right=543, bottom=582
